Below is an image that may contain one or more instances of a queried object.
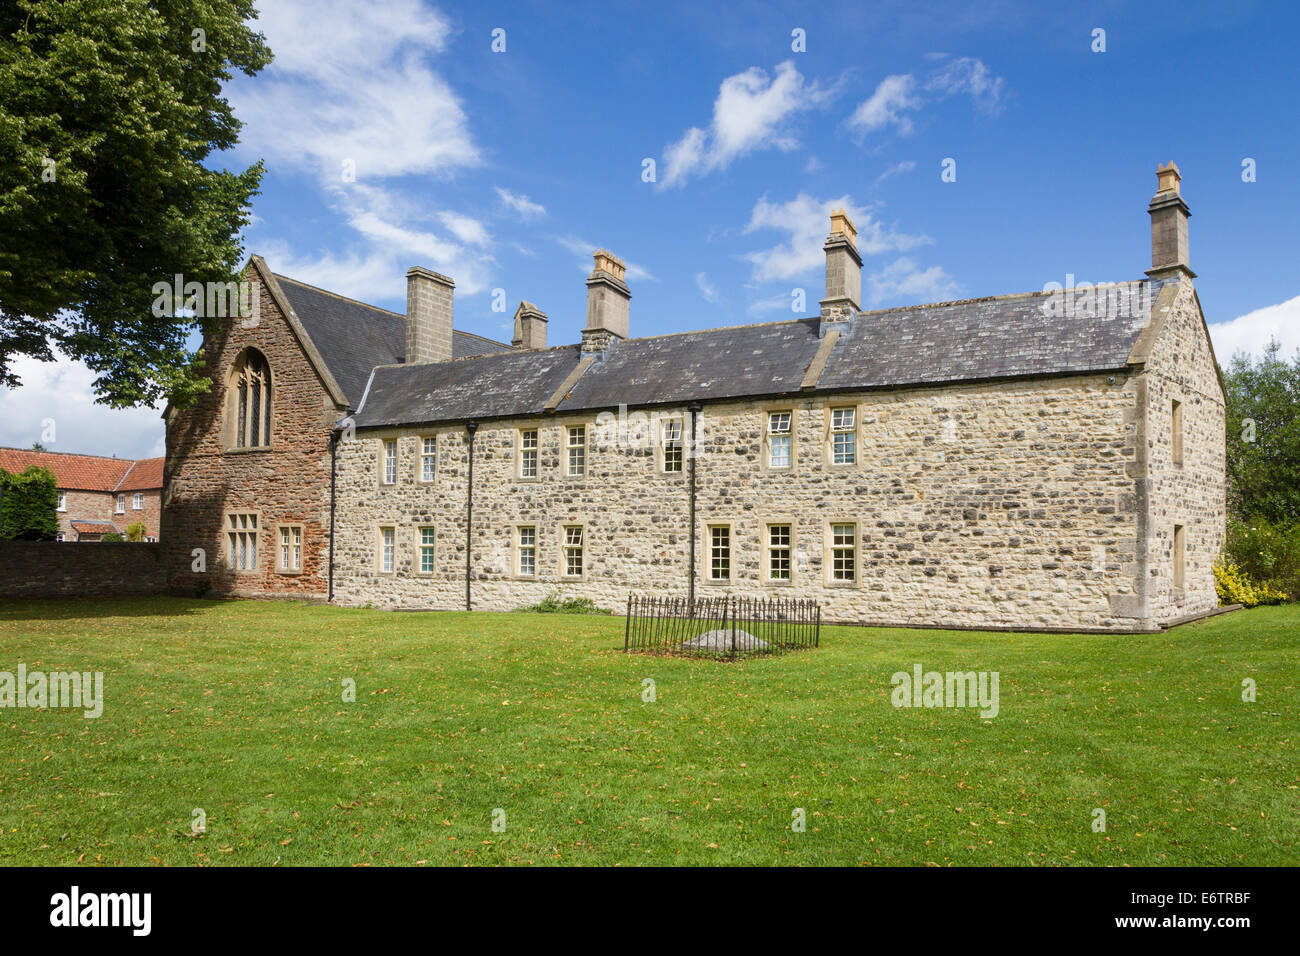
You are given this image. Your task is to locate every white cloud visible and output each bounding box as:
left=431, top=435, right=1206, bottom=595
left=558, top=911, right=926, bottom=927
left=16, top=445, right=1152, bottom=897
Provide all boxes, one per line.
left=866, top=257, right=961, bottom=305
left=695, top=272, right=721, bottom=304
left=847, top=75, right=921, bottom=136
left=742, top=193, right=931, bottom=283
left=873, top=160, right=917, bottom=187
left=847, top=57, right=1006, bottom=139
left=661, top=61, right=831, bottom=188
left=0, top=352, right=164, bottom=460
left=1209, top=294, right=1300, bottom=362
left=494, top=187, right=547, bottom=221
left=437, top=211, right=491, bottom=248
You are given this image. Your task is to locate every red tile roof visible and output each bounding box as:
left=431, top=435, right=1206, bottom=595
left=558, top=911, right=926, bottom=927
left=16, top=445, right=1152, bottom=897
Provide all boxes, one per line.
left=69, top=520, right=120, bottom=535
left=0, top=448, right=162, bottom=491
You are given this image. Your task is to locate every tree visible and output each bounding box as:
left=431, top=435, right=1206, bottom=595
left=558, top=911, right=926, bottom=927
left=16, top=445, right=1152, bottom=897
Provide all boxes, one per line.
left=1223, top=338, right=1300, bottom=523
left=125, top=521, right=146, bottom=541
left=0, top=465, right=58, bottom=539
left=0, top=0, right=272, bottom=408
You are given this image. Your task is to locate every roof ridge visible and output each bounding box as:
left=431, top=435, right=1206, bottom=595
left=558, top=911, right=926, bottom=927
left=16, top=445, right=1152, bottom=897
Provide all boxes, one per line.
left=856, top=280, right=1154, bottom=317
left=273, top=274, right=406, bottom=319
left=0, top=446, right=133, bottom=462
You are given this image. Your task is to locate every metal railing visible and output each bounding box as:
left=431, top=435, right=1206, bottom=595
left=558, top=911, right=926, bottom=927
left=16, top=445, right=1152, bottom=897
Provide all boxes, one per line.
left=624, top=594, right=820, bottom=659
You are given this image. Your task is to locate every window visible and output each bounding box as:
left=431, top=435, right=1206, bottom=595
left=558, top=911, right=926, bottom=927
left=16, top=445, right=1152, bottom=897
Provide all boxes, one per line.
left=662, top=420, right=683, bottom=473
left=709, top=525, right=731, bottom=581
left=132, top=492, right=144, bottom=510
left=382, top=439, right=397, bottom=485
left=1173, top=524, right=1185, bottom=589
left=519, top=429, right=538, bottom=479
left=562, top=526, right=584, bottom=577
left=830, top=523, right=856, bottom=582
left=55, top=532, right=65, bottom=542
left=279, top=526, right=302, bottom=572
left=567, top=426, right=586, bottom=477
left=56, top=491, right=66, bottom=512
left=419, top=527, right=435, bottom=574
left=226, top=513, right=258, bottom=571
left=379, top=527, right=396, bottom=573
left=768, top=412, right=793, bottom=469
left=115, top=494, right=125, bottom=514
left=830, top=407, right=856, bottom=465
left=229, top=349, right=272, bottom=448
left=421, top=437, right=437, bottom=482
left=767, top=524, right=792, bottom=581
left=146, top=536, right=156, bottom=543
left=517, top=526, right=536, bottom=577
left=1171, top=399, right=1184, bottom=465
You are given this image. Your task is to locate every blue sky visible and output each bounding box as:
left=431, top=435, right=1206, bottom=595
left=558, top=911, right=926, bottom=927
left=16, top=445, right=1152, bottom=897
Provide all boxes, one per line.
left=3, top=0, right=1299, bottom=458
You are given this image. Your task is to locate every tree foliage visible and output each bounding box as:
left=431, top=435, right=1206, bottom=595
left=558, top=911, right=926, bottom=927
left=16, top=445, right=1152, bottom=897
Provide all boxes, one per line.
left=0, top=0, right=271, bottom=408
left=0, top=465, right=58, bottom=539
left=1223, top=339, right=1300, bottom=523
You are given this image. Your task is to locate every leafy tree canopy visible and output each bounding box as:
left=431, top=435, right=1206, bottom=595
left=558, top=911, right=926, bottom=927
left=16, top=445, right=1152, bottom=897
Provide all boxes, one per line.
left=0, top=465, right=58, bottom=539
left=0, top=0, right=271, bottom=408
left=1224, top=338, right=1300, bottom=523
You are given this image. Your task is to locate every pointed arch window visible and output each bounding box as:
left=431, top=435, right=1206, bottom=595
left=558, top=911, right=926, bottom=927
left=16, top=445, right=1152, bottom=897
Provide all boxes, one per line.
left=230, top=349, right=272, bottom=448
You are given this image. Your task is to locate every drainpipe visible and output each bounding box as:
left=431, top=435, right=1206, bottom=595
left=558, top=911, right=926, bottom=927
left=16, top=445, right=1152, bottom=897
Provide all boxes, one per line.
left=328, top=427, right=339, bottom=602
left=465, top=421, right=478, bottom=611
left=687, top=402, right=701, bottom=608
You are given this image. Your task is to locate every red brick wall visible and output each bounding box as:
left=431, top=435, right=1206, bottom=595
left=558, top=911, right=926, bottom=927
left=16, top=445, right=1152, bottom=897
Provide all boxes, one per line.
left=57, top=489, right=114, bottom=539
left=161, top=268, right=343, bottom=598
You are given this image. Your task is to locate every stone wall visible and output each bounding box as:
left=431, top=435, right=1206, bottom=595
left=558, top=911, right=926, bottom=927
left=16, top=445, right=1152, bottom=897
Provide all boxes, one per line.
left=330, top=369, right=1177, bottom=630
left=161, top=267, right=339, bottom=599
left=0, top=541, right=166, bottom=598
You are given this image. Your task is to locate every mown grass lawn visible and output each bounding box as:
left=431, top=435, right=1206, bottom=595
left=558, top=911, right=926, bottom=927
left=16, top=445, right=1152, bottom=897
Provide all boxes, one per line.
left=0, top=598, right=1295, bottom=866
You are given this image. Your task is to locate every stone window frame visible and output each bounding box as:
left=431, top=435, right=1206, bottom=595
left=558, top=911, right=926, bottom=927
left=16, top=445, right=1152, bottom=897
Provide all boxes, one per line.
left=514, top=525, right=538, bottom=580
left=655, top=414, right=686, bottom=476
left=565, top=424, right=587, bottom=479
left=224, top=347, right=274, bottom=452
left=824, top=403, right=861, bottom=470
left=761, top=517, right=797, bottom=587
left=419, top=435, right=438, bottom=484
left=1171, top=397, right=1184, bottom=467
left=705, top=521, right=734, bottom=584
left=224, top=509, right=263, bottom=573
left=559, top=524, right=585, bottom=580
left=377, top=437, right=398, bottom=488
left=416, top=525, right=437, bottom=576
left=823, top=518, right=859, bottom=587
left=275, top=523, right=304, bottom=575
left=1172, top=523, right=1186, bottom=591
left=377, top=524, right=398, bottom=575
left=516, top=428, right=540, bottom=482
left=762, top=405, right=798, bottom=474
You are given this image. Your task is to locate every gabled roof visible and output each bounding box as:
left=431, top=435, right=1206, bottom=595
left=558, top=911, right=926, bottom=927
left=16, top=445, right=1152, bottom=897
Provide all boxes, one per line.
left=116, top=457, right=164, bottom=491
left=351, top=280, right=1172, bottom=429
left=69, top=520, right=120, bottom=535
left=0, top=448, right=131, bottom=491
left=265, top=269, right=513, bottom=404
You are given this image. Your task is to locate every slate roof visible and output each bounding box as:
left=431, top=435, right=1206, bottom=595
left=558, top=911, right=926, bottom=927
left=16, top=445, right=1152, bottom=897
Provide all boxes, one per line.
left=351, top=280, right=1168, bottom=429
left=273, top=275, right=513, bottom=403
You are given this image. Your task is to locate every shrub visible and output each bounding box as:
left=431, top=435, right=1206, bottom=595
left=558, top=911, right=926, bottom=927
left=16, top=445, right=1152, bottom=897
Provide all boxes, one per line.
left=0, top=466, right=59, bottom=540
left=125, top=522, right=147, bottom=542
left=1224, top=516, right=1300, bottom=602
left=517, top=592, right=610, bottom=615
left=1214, top=559, right=1288, bottom=608
left=100, top=532, right=126, bottom=543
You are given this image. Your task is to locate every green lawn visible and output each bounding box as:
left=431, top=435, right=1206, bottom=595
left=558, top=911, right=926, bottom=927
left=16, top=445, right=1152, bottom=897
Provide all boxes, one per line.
left=0, top=598, right=1295, bottom=866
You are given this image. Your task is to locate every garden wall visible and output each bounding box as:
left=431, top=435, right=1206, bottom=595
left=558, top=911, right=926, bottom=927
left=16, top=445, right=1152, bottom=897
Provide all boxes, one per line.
left=0, top=541, right=167, bottom=599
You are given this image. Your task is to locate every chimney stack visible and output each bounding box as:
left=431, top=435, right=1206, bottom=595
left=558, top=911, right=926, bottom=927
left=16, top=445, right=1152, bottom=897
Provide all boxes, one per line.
left=512, top=301, right=548, bottom=350
left=820, top=209, right=861, bottom=324
left=1147, top=162, right=1194, bottom=280
left=582, top=249, right=630, bottom=352
left=406, top=267, right=454, bottom=365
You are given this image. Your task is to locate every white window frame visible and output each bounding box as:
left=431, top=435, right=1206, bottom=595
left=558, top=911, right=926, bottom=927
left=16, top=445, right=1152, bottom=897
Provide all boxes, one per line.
left=829, top=407, right=857, bottom=466
left=132, top=492, right=144, bottom=510
left=708, top=524, right=732, bottom=582
left=421, top=436, right=437, bottom=483
left=381, top=439, right=397, bottom=485
left=115, top=493, right=125, bottom=514
left=767, top=411, right=794, bottom=470
left=828, top=521, right=857, bottom=584
left=418, top=526, right=436, bottom=575
left=379, top=526, right=396, bottom=574
left=566, top=426, right=586, bottom=478
left=516, top=526, right=537, bottom=578
left=278, top=524, right=302, bottom=573
left=56, top=491, right=66, bottom=512
left=661, top=419, right=684, bottom=473
left=765, top=523, right=793, bottom=584
left=518, top=429, right=539, bottom=480
left=561, top=525, right=584, bottom=578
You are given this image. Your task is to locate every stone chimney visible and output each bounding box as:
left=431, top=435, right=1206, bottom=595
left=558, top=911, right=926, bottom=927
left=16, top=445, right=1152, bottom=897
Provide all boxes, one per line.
left=1147, top=162, right=1194, bottom=280
left=406, top=267, right=454, bottom=364
left=582, top=249, right=630, bottom=352
left=512, top=301, right=548, bottom=350
left=819, top=208, right=861, bottom=324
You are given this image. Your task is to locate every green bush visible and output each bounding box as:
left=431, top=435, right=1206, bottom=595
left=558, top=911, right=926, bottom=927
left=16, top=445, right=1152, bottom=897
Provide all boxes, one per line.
left=0, top=466, right=59, bottom=540
left=125, top=522, right=147, bottom=542
left=517, top=592, right=610, bottom=615
left=100, top=532, right=126, bottom=542
left=1214, top=559, right=1288, bottom=608
left=1224, top=516, right=1300, bottom=602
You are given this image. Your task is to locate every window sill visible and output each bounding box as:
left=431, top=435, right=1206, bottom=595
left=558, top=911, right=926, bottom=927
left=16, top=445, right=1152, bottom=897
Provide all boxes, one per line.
left=224, top=445, right=274, bottom=455
left=762, top=578, right=795, bottom=588
left=276, top=568, right=303, bottom=576
left=703, top=578, right=732, bottom=587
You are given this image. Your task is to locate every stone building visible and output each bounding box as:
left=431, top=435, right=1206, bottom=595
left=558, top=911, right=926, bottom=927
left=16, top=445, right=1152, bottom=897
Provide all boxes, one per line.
left=0, top=448, right=163, bottom=540
left=164, top=165, right=1226, bottom=631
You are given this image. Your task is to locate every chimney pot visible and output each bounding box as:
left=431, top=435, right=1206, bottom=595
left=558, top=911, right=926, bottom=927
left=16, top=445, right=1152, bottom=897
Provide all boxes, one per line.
left=1146, top=163, right=1194, bottom=280
left=819, top=208, right=862, bottom=325
left=405, top=267, right=454, bottom=364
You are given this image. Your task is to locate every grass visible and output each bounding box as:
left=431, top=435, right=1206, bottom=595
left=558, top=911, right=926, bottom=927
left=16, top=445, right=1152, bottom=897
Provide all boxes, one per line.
left=0, top=597, right=1295, bottom=866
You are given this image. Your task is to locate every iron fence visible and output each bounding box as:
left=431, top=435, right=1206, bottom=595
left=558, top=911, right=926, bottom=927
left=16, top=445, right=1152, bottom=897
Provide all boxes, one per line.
left=624, top=594, right=820, bottom=658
